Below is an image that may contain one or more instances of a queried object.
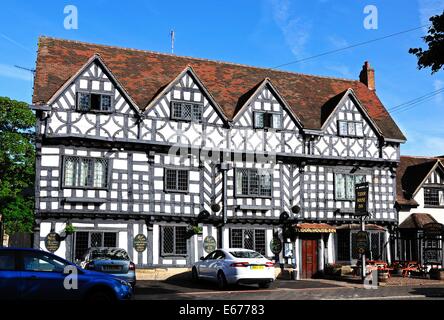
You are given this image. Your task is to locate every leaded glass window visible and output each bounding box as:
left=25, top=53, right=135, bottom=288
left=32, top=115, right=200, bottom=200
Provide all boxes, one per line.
left=338, top=120, right=364, bottom=137
left=161, top=226, right=187, bottom=256
left=229, top=228, right=266, bottom=255
left=170, top=101, right=203, bottom=122
left=77, top=92, right=113, bottom=112
left=63, top=156, right=108, bottom=188
left=164, top=169, right=189, bottom=192
left=235, top=168, right=272, bottom=197
left=335, top=173, right=366, bottom=200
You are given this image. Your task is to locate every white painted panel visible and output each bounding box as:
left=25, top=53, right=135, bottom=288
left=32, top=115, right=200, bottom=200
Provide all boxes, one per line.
left=153, top=225, right=159, bottom=264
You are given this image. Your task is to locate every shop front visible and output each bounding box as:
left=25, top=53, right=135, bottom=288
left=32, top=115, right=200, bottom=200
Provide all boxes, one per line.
left=335, top=224, right=389, bottom=265
left=397, top=213, right=444, bottom=267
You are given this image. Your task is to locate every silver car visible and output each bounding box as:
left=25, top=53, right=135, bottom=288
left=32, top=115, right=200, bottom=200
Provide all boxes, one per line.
left=192, top=248, right=275, bottom=290
left=79, top=247, right=136, bottom=288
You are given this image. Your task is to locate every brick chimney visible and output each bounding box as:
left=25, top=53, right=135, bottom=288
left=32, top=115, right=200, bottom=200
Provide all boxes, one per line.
left=359, top=61, right=375, bottom=91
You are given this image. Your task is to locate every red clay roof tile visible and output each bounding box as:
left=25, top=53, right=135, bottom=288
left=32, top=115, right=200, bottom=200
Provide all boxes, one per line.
left=33, top=36, right=406, bottom=141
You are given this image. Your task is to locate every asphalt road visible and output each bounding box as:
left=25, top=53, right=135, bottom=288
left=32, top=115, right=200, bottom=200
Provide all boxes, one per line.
left=133, top=278, right=444, bottom=300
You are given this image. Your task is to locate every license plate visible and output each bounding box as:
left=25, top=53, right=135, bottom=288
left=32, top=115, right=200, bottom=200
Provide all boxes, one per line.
left=251, top=265, right=264, bottom=270
left=103, top=266, right=121, bottom=271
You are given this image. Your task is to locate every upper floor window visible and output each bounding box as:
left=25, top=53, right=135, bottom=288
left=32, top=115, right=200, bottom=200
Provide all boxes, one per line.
left=236, top=168, right=272, bottom=197
left=338, top=120, right=364, bottom=137
left=63, top=156, right=108, bottom=189
left=77, top=92, right=113, bottom=112
left=254, top=112, right=282, bottom=130
left=165, top=168, right=189, bottom=192
left=424, top=188, right=444, bottom=207
left=335, top=173, right=366, bottom=200
left=170, top=101, right=203, bottom=122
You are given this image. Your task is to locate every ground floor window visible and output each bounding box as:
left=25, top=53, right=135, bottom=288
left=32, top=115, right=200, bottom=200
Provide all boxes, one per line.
left=337, top=230, right=386, bottom=262
left=74, top=231, right=117, bottom=261
left=161, top=226, right=187, bottom=256
left=229, top=228, right=266, bottom=255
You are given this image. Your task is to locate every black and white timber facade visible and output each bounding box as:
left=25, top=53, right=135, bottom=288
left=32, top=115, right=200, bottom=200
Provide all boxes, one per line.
left=31, top=37, right=406, bottom=278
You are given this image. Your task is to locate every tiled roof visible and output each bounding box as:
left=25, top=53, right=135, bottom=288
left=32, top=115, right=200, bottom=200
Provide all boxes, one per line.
left=399, top=213, right=438, bottom=229
left=33, top=36, right=406, bottom=141
left=396, top=156, right=440, bottom=207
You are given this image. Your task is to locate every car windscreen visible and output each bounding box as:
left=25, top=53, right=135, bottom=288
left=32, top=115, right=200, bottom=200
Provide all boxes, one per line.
left=90, top=248, right=129, bottom=260
left=229, top=251, right=263, bottom=259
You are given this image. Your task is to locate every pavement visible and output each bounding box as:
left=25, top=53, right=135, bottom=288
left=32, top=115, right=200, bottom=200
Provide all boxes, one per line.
left=133, top=277, right=444, bottom=300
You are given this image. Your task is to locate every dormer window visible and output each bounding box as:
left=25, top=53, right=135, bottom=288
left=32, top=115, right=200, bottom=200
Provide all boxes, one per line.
left=170, top=101, right=203, bottom=122
left=338, top=120, right=364, bottom=137
left=254, top=112, right=282, bottom=130
left=77, top=92, right=113, bottom=112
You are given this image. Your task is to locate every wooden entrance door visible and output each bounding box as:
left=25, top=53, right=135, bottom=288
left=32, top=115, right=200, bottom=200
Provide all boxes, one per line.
left=302, top=239, right=318, bottom=279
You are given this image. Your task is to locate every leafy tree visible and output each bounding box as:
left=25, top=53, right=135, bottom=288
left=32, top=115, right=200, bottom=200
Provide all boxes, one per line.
left=0, top=96, right=35, bottom=234
left=409, top=11, right=444, bottom=73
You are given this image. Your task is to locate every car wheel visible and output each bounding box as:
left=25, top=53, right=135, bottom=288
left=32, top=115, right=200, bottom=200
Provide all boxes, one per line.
left=217, top=271, right=227, bottom=290
left=86, top=289, right=116, bottom=301
left=259, top=282, right=271, bottom=289
left=191, top=267, right=199, bottom=282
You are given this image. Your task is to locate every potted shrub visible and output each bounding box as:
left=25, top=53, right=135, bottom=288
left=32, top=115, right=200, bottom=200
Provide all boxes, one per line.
left=64, top=223, right=76, bottom=235
left=186, top=225, right=203, bottom=238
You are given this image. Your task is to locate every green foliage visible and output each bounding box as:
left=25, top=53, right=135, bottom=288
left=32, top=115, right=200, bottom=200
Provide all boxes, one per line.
left=409, top=11, right=444, bottom=74
left=2, top=195, right=34, bottom=233
left=64, top=223, right=76, bottom=235
left=0, top=96, right=35, bottom=234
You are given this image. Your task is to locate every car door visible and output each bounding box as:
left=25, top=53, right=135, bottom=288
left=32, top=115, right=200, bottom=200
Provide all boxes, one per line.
left=208, top=250, right=226, bottom=279
left=199, top=251, right=216, bottom=278
left=19, top=251, right=76, bottom=300
left=0, top=250, right=19, bottom=300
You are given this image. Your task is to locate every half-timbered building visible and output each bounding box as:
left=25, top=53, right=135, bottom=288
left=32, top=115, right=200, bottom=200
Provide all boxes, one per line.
left=395, top=156, right=444, bottom=266
left=31, top=37, right=405, bottom=279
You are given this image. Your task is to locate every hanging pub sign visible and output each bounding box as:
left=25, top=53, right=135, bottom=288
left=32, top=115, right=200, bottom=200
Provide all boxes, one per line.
left=355, top=231, right=369, bottom=255
left=355, top=182, right=369, bottom=216
left=45, top=232, right=61, bottom=253
left=133, top=234, right=147, bottom=253
left=203, top=236, right=217, bottom=253
left=270, top=237, right=283, bottom=255
left=423, top=223, right=444, bottom=238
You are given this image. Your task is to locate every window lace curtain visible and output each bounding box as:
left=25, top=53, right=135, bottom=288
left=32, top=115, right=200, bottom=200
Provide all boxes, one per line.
left=64, top=158, right=75, bottom=186
left=93, top=160, right=105, bottom=188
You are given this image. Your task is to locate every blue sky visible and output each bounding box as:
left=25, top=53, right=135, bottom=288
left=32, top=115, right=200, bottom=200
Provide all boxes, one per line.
left=0, top=0, right=443, bottom=156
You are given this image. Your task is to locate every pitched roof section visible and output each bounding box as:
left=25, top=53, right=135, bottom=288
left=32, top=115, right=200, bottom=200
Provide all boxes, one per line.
left=396, top=156, right=441, bottom=207
left=33, top=36, right=406, bottom=141
left=399, top=213, right=438, bottom=229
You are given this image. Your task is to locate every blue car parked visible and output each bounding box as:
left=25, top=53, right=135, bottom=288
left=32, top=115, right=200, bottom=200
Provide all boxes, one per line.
left=0, top=247, right=133, bottom=300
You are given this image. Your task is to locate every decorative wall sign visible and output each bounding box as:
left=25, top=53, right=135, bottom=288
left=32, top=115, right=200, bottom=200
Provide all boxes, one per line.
left=355, top=231, right=369, bottom=254
left=203, top=236, right=216, bottom=253
left=355, top=182, right=369, bottom=216
left=45, top=232, right=61, bottom=253
left=133, top=234, right=147, bottom=253
left=270, top=237, right=283, bottom=255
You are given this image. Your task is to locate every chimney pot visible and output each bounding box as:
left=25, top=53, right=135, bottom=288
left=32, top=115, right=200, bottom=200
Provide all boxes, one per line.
left=359, top=61, right=375, bottom=91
